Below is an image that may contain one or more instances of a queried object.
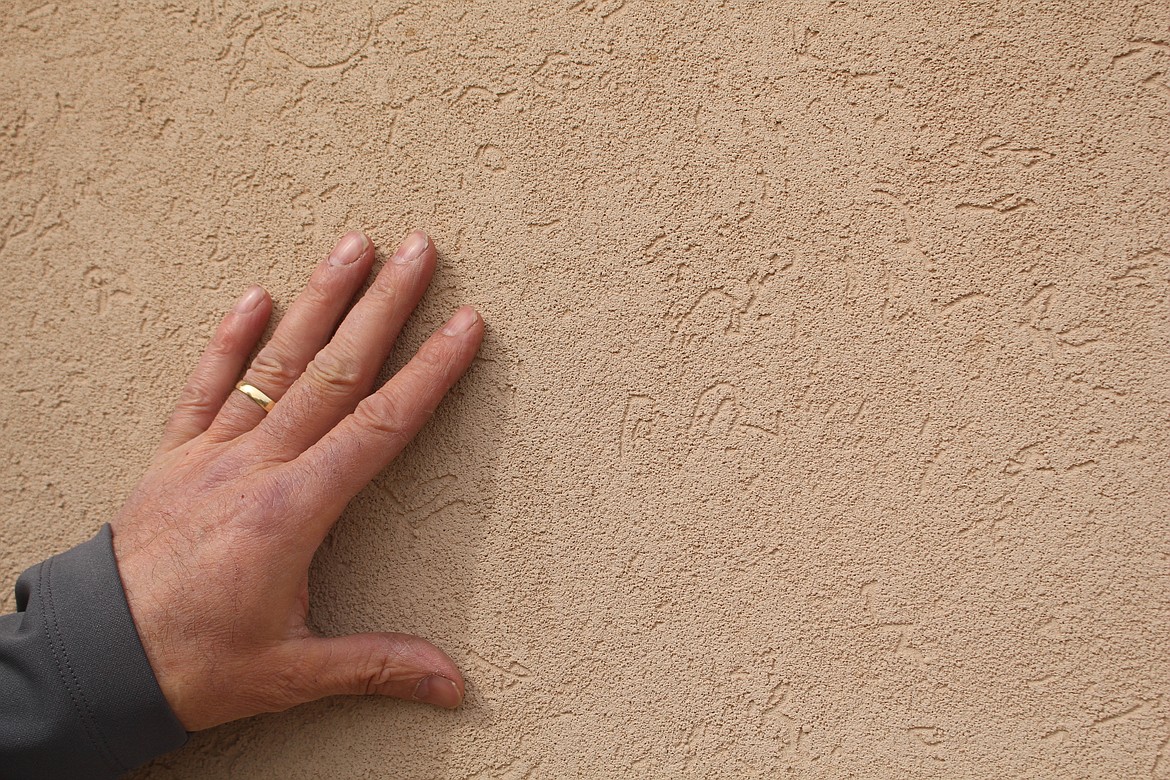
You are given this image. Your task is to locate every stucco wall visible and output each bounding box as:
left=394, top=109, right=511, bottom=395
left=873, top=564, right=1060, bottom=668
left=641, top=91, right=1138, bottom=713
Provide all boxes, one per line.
left=2, top=1, right=1168, bottom=777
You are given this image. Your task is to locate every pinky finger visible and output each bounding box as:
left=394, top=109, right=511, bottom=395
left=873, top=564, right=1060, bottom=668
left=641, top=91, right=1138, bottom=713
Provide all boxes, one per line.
left=156, top=286, right=272, bottom=454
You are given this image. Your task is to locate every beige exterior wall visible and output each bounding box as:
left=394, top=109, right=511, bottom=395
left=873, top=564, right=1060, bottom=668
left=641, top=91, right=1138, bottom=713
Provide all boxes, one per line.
left=2, top=1, right=1168, bottom=777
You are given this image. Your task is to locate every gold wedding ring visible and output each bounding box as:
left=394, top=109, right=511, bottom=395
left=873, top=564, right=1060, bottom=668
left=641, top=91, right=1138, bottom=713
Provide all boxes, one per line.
left=235, top=380, right=275, bottom=413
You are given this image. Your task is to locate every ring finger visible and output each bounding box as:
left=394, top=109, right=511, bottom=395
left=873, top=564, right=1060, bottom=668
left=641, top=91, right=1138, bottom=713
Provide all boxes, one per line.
left=206, top=231, right=376, bottom=441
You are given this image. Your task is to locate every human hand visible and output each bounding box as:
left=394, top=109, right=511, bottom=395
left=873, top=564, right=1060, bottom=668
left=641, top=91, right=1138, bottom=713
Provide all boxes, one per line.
left=109, top=230, right=483, bottom=731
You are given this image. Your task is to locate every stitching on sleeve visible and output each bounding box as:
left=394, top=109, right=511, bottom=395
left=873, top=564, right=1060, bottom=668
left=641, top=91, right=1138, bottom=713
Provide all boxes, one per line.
left=40, top=554, right=127, bottom=774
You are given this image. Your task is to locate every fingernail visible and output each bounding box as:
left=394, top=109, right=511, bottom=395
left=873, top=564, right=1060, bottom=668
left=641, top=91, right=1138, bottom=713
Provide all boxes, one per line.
left=413, top=674, right=462, bottom=708
left=233, top=286, right=265, bottom=313
left=328, top=231, right=368, bottom=266
left=393, top=230, right=429, bottom=264
left=442, top=306, right=477, bottom=336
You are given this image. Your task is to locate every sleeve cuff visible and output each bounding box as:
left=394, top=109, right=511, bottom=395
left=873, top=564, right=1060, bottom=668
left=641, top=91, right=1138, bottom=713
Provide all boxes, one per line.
left=11, top=524, right=188, bottom=776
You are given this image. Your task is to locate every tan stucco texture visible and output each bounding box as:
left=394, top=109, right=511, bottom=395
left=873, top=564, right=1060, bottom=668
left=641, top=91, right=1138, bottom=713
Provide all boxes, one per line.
left=2, top=1, right=1169, bottom=777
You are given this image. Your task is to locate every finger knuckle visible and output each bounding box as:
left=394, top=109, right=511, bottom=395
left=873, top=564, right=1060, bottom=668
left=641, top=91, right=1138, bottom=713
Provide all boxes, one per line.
left=174, top=381, right=220, bottom=416
left=359, top=655, right=399, bottom=696
left=300, top=274, right=335, bottom=308
left=368, top=267, right=407, bottom=300
left=353, top=392, right=410, bottom=443
left=249, top=346, right=302, bottom=388
left=416, top=339, right=458, bottom=375
left=206, top=332, right=240, bottom=360
left=305, top=348, right=365, bottom=398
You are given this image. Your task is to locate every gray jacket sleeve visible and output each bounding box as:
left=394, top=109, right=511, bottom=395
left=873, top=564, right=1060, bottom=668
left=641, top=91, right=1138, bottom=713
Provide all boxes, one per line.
left=0, top=524, right=188, bottom=779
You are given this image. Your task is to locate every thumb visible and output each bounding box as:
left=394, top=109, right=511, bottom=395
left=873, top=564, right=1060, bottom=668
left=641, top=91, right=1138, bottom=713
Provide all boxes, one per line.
left=286, top=632, right=465, bottom=709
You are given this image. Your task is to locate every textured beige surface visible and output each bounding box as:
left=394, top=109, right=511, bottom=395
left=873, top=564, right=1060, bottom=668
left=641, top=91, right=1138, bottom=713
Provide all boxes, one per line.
left=2, top=0, right=1169, bottom=777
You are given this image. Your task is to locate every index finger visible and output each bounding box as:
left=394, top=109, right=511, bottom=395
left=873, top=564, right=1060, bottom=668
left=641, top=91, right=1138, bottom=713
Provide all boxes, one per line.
left=285, top=305, right=484, bottom=528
